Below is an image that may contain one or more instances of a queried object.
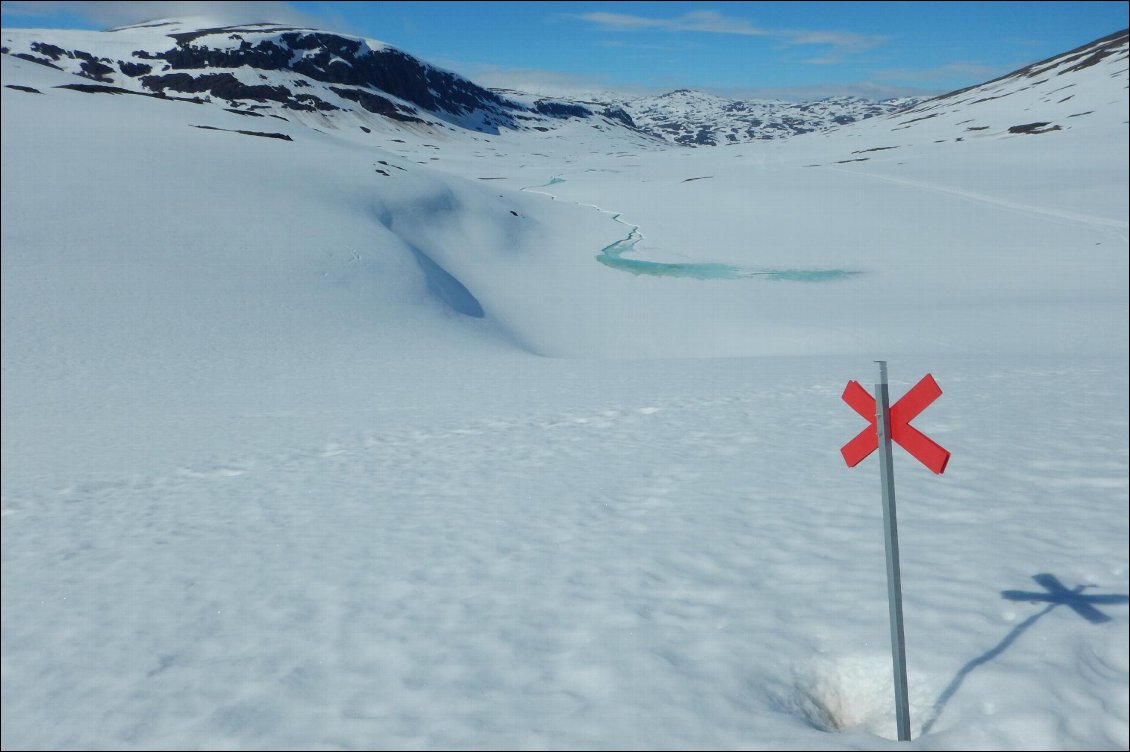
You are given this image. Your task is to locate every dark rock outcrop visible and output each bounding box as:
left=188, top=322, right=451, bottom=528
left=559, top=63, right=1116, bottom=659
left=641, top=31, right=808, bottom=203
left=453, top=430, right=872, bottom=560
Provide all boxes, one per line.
left=330, top=86, right=422, bottom=122
left=533, top=100, right=591, bottom=119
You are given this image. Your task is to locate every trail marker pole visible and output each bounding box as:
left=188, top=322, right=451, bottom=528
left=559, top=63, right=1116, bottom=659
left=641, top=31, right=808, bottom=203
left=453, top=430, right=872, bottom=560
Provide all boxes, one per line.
left=840, top=361, right=951, bottom=742
left=875, top=361, right=911, bottom=742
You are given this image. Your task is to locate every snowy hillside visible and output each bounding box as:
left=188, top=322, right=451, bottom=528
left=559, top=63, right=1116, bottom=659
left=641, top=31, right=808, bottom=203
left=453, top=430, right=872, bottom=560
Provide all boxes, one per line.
left=0, top=18, right=636, bottom=136
left=832, top=28, right=1130, bottom=147
left=2, top=19, right=1127, bottom=752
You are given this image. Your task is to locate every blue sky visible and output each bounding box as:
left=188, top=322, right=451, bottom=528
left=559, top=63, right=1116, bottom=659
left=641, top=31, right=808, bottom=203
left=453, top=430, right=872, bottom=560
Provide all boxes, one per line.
left=1, top=1, right=1126, bottom=99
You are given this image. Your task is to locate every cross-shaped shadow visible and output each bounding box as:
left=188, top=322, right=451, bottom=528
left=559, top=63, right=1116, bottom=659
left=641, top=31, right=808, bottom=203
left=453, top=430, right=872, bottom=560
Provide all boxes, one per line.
left=919, top=574, right=1127, bottom=735
left=1001, top=573, right=1128, bottom=624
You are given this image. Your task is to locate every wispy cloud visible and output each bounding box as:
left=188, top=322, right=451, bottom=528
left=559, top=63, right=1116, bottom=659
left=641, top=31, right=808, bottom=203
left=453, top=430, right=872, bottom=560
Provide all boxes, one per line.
left=876, top=61, right=998, bottom=82
left=439, top=62, right=657, bottom=99
left=801, top=54, right=843, bottom=66
left=575, top=10, right=889, bottom=55
left=0, top=1, right=326, bottom=29
left=597, top=39, right=695, bottom=53
left=577, top=10, right=770, bottom=36
left=786, top=29, right=888, bottom=53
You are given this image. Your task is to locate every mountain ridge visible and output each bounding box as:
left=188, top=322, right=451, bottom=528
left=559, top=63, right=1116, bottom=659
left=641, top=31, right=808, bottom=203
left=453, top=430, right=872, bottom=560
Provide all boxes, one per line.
left=1, top=19, right=626, bottom=136
left=2, top=20, right=1126, bottom=150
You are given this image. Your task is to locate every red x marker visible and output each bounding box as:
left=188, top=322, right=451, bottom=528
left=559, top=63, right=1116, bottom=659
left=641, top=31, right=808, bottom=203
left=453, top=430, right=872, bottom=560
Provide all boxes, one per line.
left=841, top=374, right=951, bottom=474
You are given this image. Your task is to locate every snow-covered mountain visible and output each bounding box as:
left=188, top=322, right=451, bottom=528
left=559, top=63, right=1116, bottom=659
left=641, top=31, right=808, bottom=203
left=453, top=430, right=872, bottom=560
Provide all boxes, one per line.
left=2, top=17, right=1127, bottom=752
left=495, top=28, right=1128, bottom=148
left=0, top=17, right=638, bottom=137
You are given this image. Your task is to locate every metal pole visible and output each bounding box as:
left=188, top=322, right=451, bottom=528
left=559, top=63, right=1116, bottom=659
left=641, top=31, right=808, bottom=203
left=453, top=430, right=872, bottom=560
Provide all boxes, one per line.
left=875, top=360, right=911, bottom=741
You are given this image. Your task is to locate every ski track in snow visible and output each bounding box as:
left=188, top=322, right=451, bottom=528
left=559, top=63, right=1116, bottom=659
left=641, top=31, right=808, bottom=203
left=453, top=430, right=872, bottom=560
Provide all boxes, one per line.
left=834, top=167, right=1130, bottom=241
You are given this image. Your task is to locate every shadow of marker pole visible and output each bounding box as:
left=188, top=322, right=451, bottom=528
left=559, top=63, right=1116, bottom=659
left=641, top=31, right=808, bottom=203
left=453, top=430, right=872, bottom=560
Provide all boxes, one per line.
left=920, top=575, right=1127, bottom=734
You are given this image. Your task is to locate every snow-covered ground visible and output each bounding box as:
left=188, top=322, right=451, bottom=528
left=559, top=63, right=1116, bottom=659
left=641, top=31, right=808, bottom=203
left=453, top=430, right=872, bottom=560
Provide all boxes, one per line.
left=2, top=24, right=1127, bottom=751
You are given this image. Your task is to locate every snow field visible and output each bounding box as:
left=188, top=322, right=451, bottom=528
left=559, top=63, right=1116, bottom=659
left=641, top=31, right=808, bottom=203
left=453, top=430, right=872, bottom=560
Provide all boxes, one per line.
left=3, top=356, right=1125, bottom=749
left=3, top=31, right=1128, bottom=750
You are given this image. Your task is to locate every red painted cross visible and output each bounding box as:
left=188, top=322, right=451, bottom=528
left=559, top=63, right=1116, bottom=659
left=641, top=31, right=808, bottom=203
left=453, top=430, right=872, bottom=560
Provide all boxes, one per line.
left=841, top=374, right=951, bottom=474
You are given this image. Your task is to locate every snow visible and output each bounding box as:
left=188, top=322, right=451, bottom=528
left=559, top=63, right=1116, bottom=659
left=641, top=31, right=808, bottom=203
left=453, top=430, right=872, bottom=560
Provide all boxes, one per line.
left=2, top=23, right=1128, bottom=752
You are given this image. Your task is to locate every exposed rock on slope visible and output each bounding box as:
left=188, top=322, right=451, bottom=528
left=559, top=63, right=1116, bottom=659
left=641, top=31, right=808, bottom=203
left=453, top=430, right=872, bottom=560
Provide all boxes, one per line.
left=0, top=19, right=628, bottom=136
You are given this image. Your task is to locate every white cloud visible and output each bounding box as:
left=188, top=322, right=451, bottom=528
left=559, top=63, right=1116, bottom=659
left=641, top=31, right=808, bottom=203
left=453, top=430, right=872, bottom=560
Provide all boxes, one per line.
left=449, top=62, right=657, bottom=99
left=577, top=10, right=770, bottom=37
left=0, top=1, right=325, bottom=29
left=785, top=29, right=888, bottom=53
left=597, top=39, right=693, bottom=53
left=800, top=54, right=844, bottom=66
left=575, top=10, right=889, bottom=54
left=875, top=61, right=999, bottom=82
